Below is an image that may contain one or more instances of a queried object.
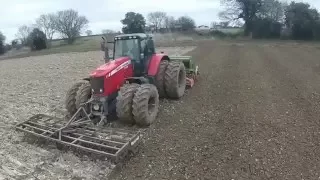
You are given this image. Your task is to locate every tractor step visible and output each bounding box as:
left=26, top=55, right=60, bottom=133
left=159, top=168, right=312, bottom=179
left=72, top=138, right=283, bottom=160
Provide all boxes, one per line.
left=15, top=112, right=141, bottom=163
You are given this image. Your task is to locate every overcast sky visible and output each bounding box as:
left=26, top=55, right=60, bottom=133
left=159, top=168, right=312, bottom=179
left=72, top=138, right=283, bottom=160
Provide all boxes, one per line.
left=1, top=0, right=320, bottom=43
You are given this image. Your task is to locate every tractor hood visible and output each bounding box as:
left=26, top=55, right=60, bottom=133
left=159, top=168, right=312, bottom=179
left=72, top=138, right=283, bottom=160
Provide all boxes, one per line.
left=90, top=57, right=131, bottom=77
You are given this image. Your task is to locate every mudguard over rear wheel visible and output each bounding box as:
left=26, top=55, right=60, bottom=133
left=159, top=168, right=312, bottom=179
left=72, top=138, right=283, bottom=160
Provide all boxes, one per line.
left=132, top=84, right=159, bottom=127
left=164, top=61, right=187, bottom=99
left=65, top=81, right=87, bottom=117
left=116, top=83, right=140, bottom=125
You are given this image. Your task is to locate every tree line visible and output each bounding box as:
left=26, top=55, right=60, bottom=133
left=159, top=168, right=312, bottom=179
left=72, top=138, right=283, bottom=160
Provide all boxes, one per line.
left=102, top=12, right=195, bottom=35
left=219, top=0, right=320, bottom=40
left=0, top=9, right=89, bottom=55
left=1, top=1, right=320, bottom=55
left=0, top=9, right=196, bottom=55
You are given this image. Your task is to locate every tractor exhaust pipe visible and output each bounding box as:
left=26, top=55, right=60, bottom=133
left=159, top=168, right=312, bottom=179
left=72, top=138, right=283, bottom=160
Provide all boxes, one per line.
left=101, top=36, right=110, bottom=63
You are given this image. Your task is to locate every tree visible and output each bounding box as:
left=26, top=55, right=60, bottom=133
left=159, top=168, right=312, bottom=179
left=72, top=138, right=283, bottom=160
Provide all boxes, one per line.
left=219, top=0, right=263, bottom=36
left=259, top=0, right=286, bottom=23
left=285, top=2, right=319, bottom=40
left=35, top=13, right=56, bottom=40
left=211, top=21, right=219, bottom=28
left=252, top=18, right=282, bottom=38
left=121, top=12, right=146, bottom=34
left=53, top=9, right=89, bottom=44
left=102, top=29, right=116, bottom=35
left=85, top=30, right=93, bottom=36
left=0, top=32, right=5, bottom=55
left=176, top=16, right=195, bottom=31
left=15, top=25, right=32, bottom=45
left=147, top=11, right=167, bottom=32
left=4, top=44, right=12, bottom=52
left=11, top=40, right=18, bottom=46
left=220, top=21, right=229, bottom=28
left=28, top=28, right=47, bottom=50
left=164, top=16, right=176, bottom=32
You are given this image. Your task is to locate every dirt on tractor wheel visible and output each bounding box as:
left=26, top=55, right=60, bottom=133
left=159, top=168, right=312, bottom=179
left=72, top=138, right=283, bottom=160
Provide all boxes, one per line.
left=2, top=40, right=320, bottom=179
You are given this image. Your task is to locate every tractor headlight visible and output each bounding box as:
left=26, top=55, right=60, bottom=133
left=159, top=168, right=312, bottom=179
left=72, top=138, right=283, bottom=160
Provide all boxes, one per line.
left=93, top=104, right=100, bottom=111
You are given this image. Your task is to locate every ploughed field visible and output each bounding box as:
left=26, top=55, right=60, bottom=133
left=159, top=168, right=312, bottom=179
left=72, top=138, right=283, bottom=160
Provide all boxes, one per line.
left=0, top=46, right=195, bottom=180
left=112, top=40, right=320, bottom=180
left=2, top=40, right=320, bottom=179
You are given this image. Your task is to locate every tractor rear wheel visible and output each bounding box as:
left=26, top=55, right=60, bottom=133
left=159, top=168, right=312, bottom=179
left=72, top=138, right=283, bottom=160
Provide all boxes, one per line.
left=75, top=81, right=92, bottom=114
left=164, top=61, right=187, bottom=99
left=155, top=60, right=169, bottom=98
left=65, top=81, right=87, bottom=117
left=132, top=84, right=159, bottom=127
left=116, top=83, right=140, bottom=125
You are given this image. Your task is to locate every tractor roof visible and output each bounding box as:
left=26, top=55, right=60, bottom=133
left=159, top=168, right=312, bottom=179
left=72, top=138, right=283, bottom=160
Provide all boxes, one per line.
left=114, top=33, right=152, bottom=40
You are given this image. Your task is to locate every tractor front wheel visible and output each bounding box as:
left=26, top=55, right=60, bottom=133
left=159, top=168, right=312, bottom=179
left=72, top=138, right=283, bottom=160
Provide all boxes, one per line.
left=65, top=81, right=87, bottom=117
left=116, top=83, right=140, bottom=125
left=164, top=61, right=187, bottom=99
left=132, top=84, right=159, bottom=127
left=75, top=81, right=92, bottom=115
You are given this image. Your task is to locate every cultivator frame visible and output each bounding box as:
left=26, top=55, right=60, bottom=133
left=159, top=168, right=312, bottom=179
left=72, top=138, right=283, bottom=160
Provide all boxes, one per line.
left=15, top=107, right=142, bottom=163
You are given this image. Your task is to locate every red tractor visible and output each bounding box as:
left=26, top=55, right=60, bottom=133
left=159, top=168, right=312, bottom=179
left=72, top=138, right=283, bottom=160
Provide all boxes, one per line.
left=16, top=33, right=199, bottom=162
left=65, top=33, right=198, bottom=127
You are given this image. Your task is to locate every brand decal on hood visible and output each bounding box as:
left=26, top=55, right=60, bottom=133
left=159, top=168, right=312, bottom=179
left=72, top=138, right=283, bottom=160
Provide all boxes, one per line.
left=107, top=60, right=131, bottom=77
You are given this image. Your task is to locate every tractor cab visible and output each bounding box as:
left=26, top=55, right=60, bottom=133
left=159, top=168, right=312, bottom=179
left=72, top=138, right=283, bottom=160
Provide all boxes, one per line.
left=110, top=33, right=155, bottom=76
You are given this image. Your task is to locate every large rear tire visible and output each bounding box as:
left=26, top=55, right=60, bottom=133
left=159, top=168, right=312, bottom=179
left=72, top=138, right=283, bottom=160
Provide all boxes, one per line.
left=132, top=84, right=159, bottom=127
left=65, top=81, right=87, bottom=117
left=155, top=60, right=169, bottom=98
left=75, top=81, right=92, bottom=114
left=116, top=83, right=140, bottom=125
left=164, top=61, right=187, bottom=99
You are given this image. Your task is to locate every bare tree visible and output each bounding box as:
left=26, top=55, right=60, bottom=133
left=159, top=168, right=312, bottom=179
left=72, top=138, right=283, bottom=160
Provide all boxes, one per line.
left=53, top=9, right=89, bottom=44
left=219, top=21, right=229, bottom=28
left=259, top=0, right=286, bottom=23
left=102, top=29, right=116, bottom=35
left=85, top=30, right=93, bottom=36
left=164, top=16, right=176, bottom=32
left=176, top=16, right=195, bottom=31
left=36, top=13, right=56, bottom=40
left=15, top=25, right=32, bottom=45
left=147, top=11, right=167, bottom=32
left=219, top=0, right=263, bottom=35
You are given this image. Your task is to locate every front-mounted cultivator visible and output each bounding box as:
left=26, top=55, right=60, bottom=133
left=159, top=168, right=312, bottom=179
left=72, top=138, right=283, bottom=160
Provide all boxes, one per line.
left=15, top=33, right=199, bottom=164
left=16, top=107, right=141, bottom=163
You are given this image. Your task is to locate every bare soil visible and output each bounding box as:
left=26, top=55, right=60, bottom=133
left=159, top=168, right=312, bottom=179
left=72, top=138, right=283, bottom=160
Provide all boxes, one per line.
left=111, top=41, right=320, bottom=180
left=2, top=40, right=320, bottom=180
left=0, top=46, right=195, bottom=180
